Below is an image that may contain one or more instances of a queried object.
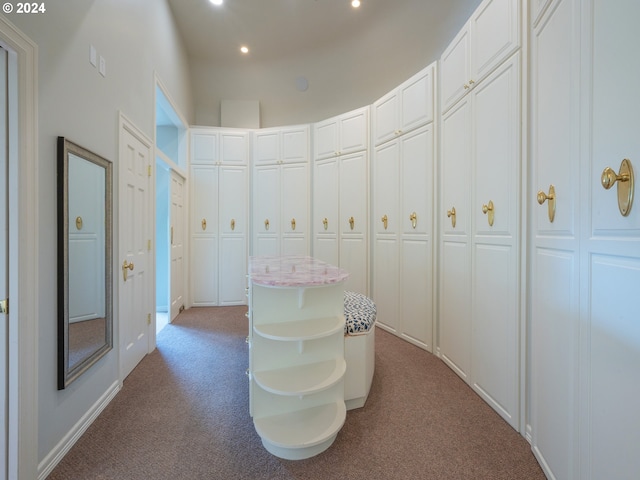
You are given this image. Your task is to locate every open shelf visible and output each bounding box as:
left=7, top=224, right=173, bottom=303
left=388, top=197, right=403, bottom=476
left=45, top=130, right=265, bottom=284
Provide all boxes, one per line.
left=253, top=358, right=346, bottom=396
left=253, top=315, right=344, bottom=342
left=253, top=401, right=347, bottom=460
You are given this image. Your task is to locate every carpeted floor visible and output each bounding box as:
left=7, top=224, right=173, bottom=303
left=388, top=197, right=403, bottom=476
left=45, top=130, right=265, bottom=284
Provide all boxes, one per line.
left=47, top=306, right=546, bottom=480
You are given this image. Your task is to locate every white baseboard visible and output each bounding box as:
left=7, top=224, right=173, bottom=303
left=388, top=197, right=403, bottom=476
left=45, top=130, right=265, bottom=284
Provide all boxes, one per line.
left=37, top=380, right=121, bottom=479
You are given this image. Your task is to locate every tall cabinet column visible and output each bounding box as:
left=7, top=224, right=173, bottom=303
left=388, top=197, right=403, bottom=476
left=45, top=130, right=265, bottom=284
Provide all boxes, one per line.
left=371, top=62, right=436, bottom=351
left=190, top=127, right=249, bottom=306
left=439, top=0, right=522, bottom=430
left=313, top=106, right=369, bottom=294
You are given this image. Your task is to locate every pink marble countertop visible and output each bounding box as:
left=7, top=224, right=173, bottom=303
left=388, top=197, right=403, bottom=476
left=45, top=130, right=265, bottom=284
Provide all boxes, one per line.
left=249, top=255, right=349, bottom=287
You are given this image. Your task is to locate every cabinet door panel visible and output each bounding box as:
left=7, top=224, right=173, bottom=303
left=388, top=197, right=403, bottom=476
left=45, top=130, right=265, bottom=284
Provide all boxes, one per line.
left=192, top=133, right=217, bottom=165
left=192, top=166, right=218, bottom=234
left=372, top=91, right=398, bottom=146
left=473, top=54, right=520, bottom=237
left=219, top=235, right=247, bottom=305
left=472, top=243, right=518, bottom=428
left=220, top=131, right=248, bottom=164
left=282, top=163, right=309, bottom=238
left=400, top=238, right=432, bottom=349
left=340, top=236, right=367, bottom=295
left=314, top=119, right=338, bottom=160
left=439, top=241, right=471, bottom=380
left=373, top=141, right=399, bottom=235
left=470, top=0, right=520, bottom=83
left=314, top=235, right=339, bottom=267
left=400, top=66, right=433, bottom=133
left=339, top=108, right=368, bottom=154
left=191, top=235, right=218, bottom=305
left=253, top=165, right=280, bottom=237
left=281, top=127, right=309, bottom=164
left=253, top=131, right=279, bottom=164
left=219, top=166, right=247, bottom=235
left=441, top=25, right=470, bottom=112
left=441, top=98, right=471, bottom=237
left=340, top=152, right=367, bottom=236
left=372, top=238, right=399, bottom=331
left=314, top=159, right=339, bottom=235
left=401, top=126, right=433, bottom=236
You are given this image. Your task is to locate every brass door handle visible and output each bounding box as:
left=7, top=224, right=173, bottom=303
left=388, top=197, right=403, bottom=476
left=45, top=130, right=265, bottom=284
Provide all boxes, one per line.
left=75, top=216, right=83, bottom=230
left=537, top=185, right=556, bottom=223
left=601, top=158, right=634, bottom=216
left=122, top=260, right=134, bottom=282
left=230, top=218, right=236, bottom=231
left=381, top=214, right=388, bottom=230
left=446, top=207, right=456, bottom=228
left=409, top=212, right=417, bottom=229
left=322, top=218, right=328, bottom=230
left=349, top=216, right=355, bottom=230
left=201, top=218, right=207, bottom=231
left=264, top=219, right=269, bottom=231
left=482, top=200, right=495, bottom=227
left=291, top=218, right=296, bottom=231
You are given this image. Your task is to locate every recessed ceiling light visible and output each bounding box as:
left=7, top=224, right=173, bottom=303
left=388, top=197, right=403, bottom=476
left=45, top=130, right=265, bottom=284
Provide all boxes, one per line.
left=351, top=0, right=361, bottom=8
left=240, top=46, right=249, bottom=54
left=210, top=0, right=223, bottom=6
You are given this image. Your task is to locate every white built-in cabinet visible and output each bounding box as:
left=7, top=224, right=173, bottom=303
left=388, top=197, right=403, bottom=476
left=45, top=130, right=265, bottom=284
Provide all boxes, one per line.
left=530, top=1, right=640, bottom=478
left=190, top=128, right=249, bottom=306
left=252, top=125, right=310, bottom=257
left=439, top=0, right=521, bottom=430
left=371, top=62, right=436, bottom=351
left=313, top=106, right=369, bottom=294
left=440, top=0, right=520, bottom=113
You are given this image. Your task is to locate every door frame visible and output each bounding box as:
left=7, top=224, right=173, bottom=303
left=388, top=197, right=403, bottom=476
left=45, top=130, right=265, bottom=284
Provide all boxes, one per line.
left=0, top=15, right=38, bottom=480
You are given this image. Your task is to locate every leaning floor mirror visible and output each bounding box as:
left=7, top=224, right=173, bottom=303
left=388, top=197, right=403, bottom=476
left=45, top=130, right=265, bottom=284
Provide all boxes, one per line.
left=57, top=137, right=113, bottom=389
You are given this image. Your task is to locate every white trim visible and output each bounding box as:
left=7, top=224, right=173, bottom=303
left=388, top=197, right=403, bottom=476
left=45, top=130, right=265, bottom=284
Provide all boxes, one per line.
left=37, top=381, right=121, bottom=480
left=0, top=15, right=38, bottom=480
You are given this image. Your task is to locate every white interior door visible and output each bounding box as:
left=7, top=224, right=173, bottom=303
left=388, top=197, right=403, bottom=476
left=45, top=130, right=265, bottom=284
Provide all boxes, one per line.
left=170, top=171, right=184, bottom=320
left=119, top=117, right=152, bottom=380
left=0, top=45, right=8, bottom=479
left=582, top=2, right=640, bottom=477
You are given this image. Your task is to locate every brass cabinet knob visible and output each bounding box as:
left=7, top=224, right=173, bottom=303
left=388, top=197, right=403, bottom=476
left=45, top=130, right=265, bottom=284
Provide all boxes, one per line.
left=601, top=158, right=634, bottom=216
left=482, top=200, right=495, bottom=227
left=264, top=219, right=269, bottom=230
left=291, top=218, right=296, bottom=230
left=446, top=207, right=456, bottom=228
left=537, top=185, right=556, bottom=223
left=381, top=214, right=388, bottom=230
left=409, top=212, right=417, bottom=229
left=201, top=218, right=207, bottom=231
left=75, top=216, right=83, bottom=230
left=230, top=218, right=236, bottom=231
left=322, top=217, right=328, bottom=230
left=349, top=216, right=355, bottom=230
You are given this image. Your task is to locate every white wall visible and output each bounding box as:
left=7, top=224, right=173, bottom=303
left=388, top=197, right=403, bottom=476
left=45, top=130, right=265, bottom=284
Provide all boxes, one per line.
left=5, top=0, right=193, bottom=467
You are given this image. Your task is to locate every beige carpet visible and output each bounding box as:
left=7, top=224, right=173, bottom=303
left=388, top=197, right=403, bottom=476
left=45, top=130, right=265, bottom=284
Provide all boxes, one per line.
left=47, top=306, right=545, bottom=480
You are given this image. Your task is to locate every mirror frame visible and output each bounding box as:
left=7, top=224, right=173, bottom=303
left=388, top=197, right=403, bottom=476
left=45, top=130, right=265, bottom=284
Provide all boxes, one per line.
left=57, top=136, right=113, bottom=389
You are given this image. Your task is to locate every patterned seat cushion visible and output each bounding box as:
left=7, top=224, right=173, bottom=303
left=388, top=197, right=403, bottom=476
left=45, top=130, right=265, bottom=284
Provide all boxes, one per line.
left=344, top=291, right=377, bottom=335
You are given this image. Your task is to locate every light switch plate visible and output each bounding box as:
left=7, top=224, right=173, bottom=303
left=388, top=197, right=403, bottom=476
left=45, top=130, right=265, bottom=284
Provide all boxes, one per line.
left=99, top=56, right=106, bottom=77
left=90, top=45, right=97, bottom=67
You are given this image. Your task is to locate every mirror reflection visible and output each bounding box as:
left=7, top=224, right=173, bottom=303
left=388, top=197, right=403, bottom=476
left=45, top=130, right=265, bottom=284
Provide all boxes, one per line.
left=58, top=137, right=113, bottom=389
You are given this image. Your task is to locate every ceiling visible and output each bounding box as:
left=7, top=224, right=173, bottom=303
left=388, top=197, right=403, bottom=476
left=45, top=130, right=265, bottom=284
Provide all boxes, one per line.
left=166, top=0, right=482, bottom=126
left=167, top=0, right=478, bottom=66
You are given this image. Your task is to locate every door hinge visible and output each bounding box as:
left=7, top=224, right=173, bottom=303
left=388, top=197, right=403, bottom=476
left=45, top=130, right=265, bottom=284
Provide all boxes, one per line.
left=0, top=299, right=7, bottom=314
left=147, top=313, right=151, bottom=325
left=148, top=165, right=152, bottom=177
